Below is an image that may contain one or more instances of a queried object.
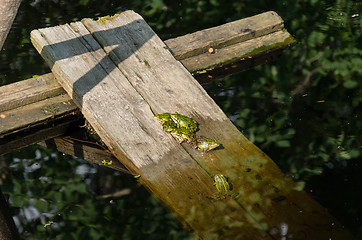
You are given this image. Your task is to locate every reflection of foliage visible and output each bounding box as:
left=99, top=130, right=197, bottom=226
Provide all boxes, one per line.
left=1, top=0, right=361, bottom=238
left=207, top=0, right=362, bottom=180
left=206, top=0, right=362, bottom=235
left=2, top=146, right=195, bottom=239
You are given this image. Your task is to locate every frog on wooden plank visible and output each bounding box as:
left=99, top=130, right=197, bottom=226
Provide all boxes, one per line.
left=211, top=174, right=239, bottom=200
left=193, top=136, right=220, bottom=152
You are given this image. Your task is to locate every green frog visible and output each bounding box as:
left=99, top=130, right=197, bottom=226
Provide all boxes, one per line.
left=161, top=120, right=177, bottom=132
left=170, top=112, right=198, bottom=133
left=170, top=128, right=195, bottom=143
left=193, top=136, right=220, bottom=152
left=154, top=112, right=178, bottom=132
left=213, top=174, right=239, bottom=199
left=153, top=113, right=172, bottom=125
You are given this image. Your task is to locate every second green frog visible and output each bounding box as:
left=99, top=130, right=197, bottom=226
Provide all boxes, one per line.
left=153, top=112, right=220, bottom=152
left=170, top=112, right=198, bottom=133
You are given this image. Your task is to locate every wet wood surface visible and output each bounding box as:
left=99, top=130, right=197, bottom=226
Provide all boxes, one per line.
left=29, top=11, right=354, bottom=240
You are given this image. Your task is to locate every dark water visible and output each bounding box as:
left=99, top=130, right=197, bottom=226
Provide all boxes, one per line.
left=1, top=0, right=361, bottom=239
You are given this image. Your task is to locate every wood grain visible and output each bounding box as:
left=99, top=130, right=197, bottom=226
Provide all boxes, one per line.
left=182, top=30, right=294, bottom=73
left=164, top=11, right=284, bottom=60
left=30, top=11, right=354, bottom=239
left=0, top=94, right=77, bottom=135
left=0, top=73, right=65, bottom=112
left=31, top=13, right=270, bottom=239
left=0, top=93, right=80, bottom=155
left=0, top=11, right=294, bottom=158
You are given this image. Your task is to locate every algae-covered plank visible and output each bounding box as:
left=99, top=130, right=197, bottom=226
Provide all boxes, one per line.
left=31, top=15, right=270, bottom=239
left=80, top=11, right=353, bottom=240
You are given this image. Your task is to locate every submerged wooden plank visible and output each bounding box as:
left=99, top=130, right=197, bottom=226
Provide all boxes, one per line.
left=30, top=11, right=354, bottom=239
left=82, top=12, right=354, bottom=240
left=37, top=137, right=129, bottom=174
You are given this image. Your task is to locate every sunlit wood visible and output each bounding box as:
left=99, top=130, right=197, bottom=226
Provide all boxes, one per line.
left=28, top=11, right=354, bottom=239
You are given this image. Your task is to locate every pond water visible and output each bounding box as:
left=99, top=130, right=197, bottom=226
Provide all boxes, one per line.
left=1, top=0, right=361, bottom=239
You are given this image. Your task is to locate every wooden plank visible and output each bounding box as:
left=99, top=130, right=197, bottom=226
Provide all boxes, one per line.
left=0, top=73, right=65, bottom=112
left=30, top=11, right=354, bottom=239
left=0, top=93, right=80, bottom=155
left=82, top=12, right=353, bottom=240
left=0, top=119, right=78, bottom=155
left=0, top=94, right=77, bottom=136
left=30, top=14, right=271, bottom=240
left=182, top=30, right=294, bottom=74
left=37, top=137, right=130, bottom=174
left=164, top=11, right=284, bottom=60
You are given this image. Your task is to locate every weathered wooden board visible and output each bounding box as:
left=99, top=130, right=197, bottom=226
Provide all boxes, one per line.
left=0, top=73, right=82, bottom=154
left=0, top=73, right=65, bottom=112
left=30, top=11, right=353, bottom=240
left=0, top=11, right=295, bottom=154
left=30, top=13, right=270, bottom=239
left=0, top=119, right=77, bottom=155
left=0, top=92, right=80, bottom=155
left=182, top=30, right=293, bottom=73
left=0, top=94, right=75, bottom=135
left=165, top=11, right=284, bottom=60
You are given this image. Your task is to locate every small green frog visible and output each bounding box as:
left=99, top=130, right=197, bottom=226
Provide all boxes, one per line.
left=162, top=120, right=177, bottom=132
left=193, top=136, right=220, bottom=152
left=170, top=128, right=195, bottom=143
left=170, top=112, right=198, bottom=132
left=213, top=174, right=239, bottom=199
left=153, top=113, right=172, bottom=125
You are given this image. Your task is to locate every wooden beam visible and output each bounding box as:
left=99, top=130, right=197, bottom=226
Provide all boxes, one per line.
left=0, top=79, right=81, bottom=155
left=0, top=73, right=65, bottom=112
left=37, top=136, right=130, bottom=174
left=165, top=11, right=294, bottom=81
left=30, top=11, right=354, bottom=240
left=165, top=11, right=284, bottom=60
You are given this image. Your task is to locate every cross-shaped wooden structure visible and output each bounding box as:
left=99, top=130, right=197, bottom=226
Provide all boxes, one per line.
left=0, top=11, right=355, bottom=239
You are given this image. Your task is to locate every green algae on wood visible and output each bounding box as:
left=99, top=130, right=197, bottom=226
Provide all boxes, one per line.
left=95, top=15, right=114, bottom=24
